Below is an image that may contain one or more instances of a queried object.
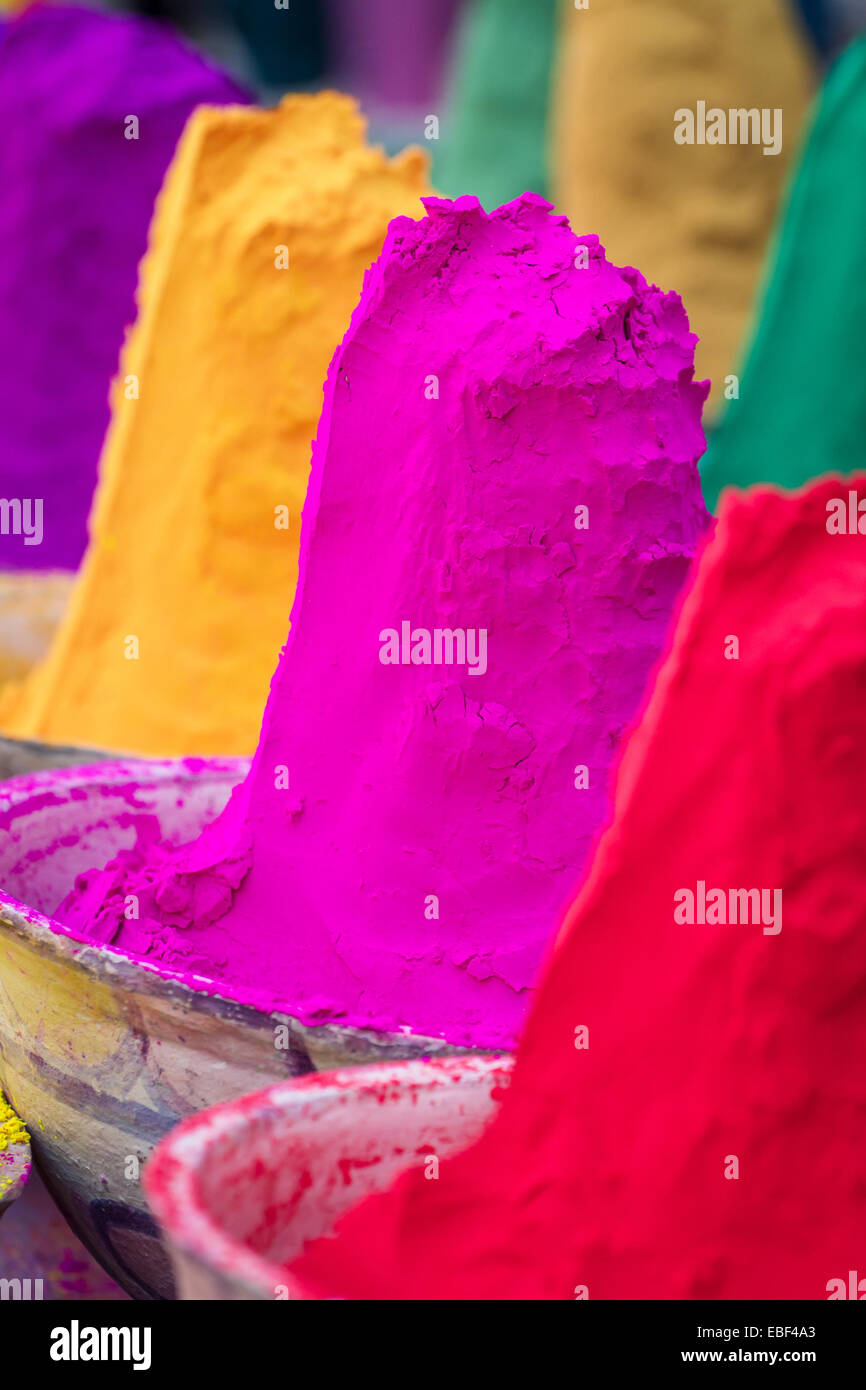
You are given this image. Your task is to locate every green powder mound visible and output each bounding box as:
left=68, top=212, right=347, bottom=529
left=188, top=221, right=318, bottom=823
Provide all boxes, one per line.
left=434, top=0, right=557, bottom=208
left=701, top=38, right=866, bottom=512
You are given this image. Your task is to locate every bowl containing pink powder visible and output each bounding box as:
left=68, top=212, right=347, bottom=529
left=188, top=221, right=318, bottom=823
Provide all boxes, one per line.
left=0, top=194, right=712, bottom=1298
left=144, top=1053, right=512, bottom=1300
left=0, top=758, right=466, bottom=1300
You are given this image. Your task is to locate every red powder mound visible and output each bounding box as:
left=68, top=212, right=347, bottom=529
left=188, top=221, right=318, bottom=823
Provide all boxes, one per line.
left=290, top=473, right=866, bottom=1299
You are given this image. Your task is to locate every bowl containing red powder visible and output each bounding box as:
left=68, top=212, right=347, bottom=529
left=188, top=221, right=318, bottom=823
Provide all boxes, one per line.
left=144, top=1053, right=512, bottom=1299
left=0, top=758, right=468, bottom=1299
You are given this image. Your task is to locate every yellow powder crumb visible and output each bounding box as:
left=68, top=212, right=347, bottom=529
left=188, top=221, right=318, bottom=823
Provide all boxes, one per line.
left=551, top=0, right=813, bottom=411
left=0, top=1090, right=29, bottom=1152
left=0, top=93, right=429, bottom=755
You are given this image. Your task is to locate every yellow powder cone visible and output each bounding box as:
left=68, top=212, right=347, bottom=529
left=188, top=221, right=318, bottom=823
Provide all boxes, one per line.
left=1, top=93, right=429, bottom=756
left=551, top=0, right=813, bottom=410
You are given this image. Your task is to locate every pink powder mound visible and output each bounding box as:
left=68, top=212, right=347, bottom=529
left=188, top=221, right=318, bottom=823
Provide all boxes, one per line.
left=289, top=472, right=866, bottom=1300
left=58, top=194, right=709, bottom=1048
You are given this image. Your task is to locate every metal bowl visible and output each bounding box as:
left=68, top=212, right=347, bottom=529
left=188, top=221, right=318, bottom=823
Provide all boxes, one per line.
left=145, top=1053, right=512, bottom=1299
left=0, top=734, right=114, bottom=781
left=0, top=758, right=467, bottom=1299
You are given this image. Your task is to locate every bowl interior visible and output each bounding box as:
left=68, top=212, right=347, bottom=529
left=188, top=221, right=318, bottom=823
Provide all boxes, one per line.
left=147, top=1054, right=511, bottom=1297
left=0, top=760, right=482, bottom=1299
left=0, top=757, right=247, bottom=922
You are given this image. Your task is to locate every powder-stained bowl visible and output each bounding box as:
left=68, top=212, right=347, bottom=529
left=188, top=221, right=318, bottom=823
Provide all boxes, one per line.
left=0, top=759, right=469, bottom=1300
left=145, top=1053, right=512, bottom=1299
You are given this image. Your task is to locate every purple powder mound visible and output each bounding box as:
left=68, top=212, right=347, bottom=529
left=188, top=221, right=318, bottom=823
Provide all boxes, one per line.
left=59, top=194, right=710, bottom=1048
left=0, top=5, right=247, bottom=571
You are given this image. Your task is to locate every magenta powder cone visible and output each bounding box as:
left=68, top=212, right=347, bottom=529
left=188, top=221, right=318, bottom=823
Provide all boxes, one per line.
left=60, top=195, right=710, bottom=1049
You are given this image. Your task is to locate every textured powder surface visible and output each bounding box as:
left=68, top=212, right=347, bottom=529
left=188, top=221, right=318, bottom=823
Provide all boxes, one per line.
left=0, top=94, right=429, bottom=756
left=435, top=0, right=557, bottom=208
left=701, top=37, right=866, bottom=512
left=58, top=195, right=709, bottom=1048
left=0, top=4, right=247, bottom=571
left=552, top=0, right=813, bottom=411
left=0, top=1090, right=28, bottom=1153
left=290, top=472, right=866, bottom=1299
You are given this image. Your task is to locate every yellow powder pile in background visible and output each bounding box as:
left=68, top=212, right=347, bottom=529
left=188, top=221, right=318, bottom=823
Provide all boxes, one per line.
left=0, top=93, right=428, bottom=756
left=551, top=0, right=813, bottom=410
left=0, top=1090, right=29, bottom=1153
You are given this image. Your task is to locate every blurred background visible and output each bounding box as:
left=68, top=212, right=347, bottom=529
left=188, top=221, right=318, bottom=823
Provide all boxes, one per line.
left=1, top=0, right=865, bottom=582
left=16, top=0, right=862, bottom=159
left=44, top=0, right=469, bottom=156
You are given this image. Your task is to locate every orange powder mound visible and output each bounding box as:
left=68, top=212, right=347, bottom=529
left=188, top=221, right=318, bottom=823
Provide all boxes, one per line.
left=551, top=0, right=813, bottom=410
left=0, top=93, right=429, bottom=756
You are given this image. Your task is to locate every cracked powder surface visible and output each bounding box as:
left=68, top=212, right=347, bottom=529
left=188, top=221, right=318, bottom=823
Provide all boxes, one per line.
left=57, top=193, right=709, bottom=1049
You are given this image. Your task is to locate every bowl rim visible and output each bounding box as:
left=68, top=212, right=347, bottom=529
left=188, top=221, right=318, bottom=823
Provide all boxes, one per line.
left=143, top=1053, right=512, bottom=1299
left=0, top=755, right=465, bottom=1055
left=0, top=754, right=271, bottom=1024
